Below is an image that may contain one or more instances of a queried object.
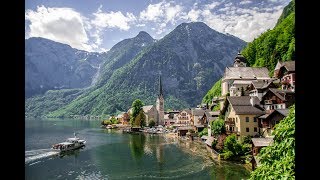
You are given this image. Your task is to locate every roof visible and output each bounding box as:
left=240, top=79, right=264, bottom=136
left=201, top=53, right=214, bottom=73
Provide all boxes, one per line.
left=277, top=109, right=290, bottom=116
left=258, top=109, right=290, bottom=119
left=205, top=136, right=215, bottom=146
left=252, top=137, right=273, bottom=147
left=226, top=96, right=265, bottom=115
left=142, top=105, right=154, bottom=113
left=267, top=88, right=295, bottom=101
left=223, top=67, right=270, bottom=80
left=233, top=80, right=253, bottom=85
left=192, top=108, right=206, bottom=116
left=228, top=96, right=260, bottom=106
left=181, top=109, right=192, bottom=115
left=251, top=80, right=274, bottom=89
left=234, top=53, right=247, bottom=63
left=276, top=61, right=295, bottom=72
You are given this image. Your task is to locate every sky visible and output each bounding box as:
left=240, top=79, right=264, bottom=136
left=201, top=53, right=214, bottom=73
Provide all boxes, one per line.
left=25, top=0, right=291, bottom=52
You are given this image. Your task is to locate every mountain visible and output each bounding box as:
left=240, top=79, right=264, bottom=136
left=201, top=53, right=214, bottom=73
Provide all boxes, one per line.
left=202, top=0, right=295, bottom=105
left=25, top=37, right=107, bottom=98
left=241, top=0, right=295, bottom=75
left=95, top=31, right=155, bottom=87
left=37, top=22, right=246, bottom=118
left=26, top=32, right=157, bottom=118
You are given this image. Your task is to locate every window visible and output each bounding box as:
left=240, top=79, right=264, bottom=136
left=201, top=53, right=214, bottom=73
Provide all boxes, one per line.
left=236, top=118, right=238, bottom=123
left=246, top=128, right=249, bottom=132
left=246, top=117, right=249, bottom=122
left=254, top=118, right=257, bottom=122
left=254, top=127, right=257, bottom=132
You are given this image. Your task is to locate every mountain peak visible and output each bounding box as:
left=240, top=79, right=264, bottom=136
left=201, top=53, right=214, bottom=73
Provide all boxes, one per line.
left=136, top=31, right=153, bottom=40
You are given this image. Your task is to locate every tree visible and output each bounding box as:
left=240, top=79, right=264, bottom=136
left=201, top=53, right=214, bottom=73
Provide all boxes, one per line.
left=110, top=117, right=117, bottom=124
left=250, top=105, right=295, bottom=179
left=198, top=128, right=208, bottom=137
left=211, top=119, right=226, bottom=136
left=243, top=135, right=252, bottom=144
left=221, top=134, right=250, bottom=160
left=133, top=110, right=146, bottom=127
left=130, top=99, right=144, bottom=125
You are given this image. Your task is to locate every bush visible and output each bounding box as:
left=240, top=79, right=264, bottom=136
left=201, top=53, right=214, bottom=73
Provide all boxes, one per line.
left=198, top=128, right=208, bottom=137
left=243, top=135, right=252, bottom=144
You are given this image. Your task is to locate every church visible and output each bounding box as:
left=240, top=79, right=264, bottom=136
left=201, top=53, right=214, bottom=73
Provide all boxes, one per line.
left=156, top=75, right=164, bottom=125
left=141, top=75, right=165, bottom=126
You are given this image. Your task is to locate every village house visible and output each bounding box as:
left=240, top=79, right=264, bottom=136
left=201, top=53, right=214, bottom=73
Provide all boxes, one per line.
left=220, top=53, right=271, bottom=111
left=142, top=105, right=157, bottom=126
left=191, top=108, right=207, bottom=132
left=251, top=137, right=274, bottom=170
left=260, top=88, right=295, bottom=111
left=116, top=112, right=130, bottom=125
left=248, top=79, right=277, bottom=100
left=274, top=60, right=295, bottom=91
left=257, top=109, right=289, bottom=137
left=164, top=110, right=179, bottom=126
left=221, top=53, right=271, bottom=97
left=175, top=109, right=192, bottom=126
left=221, top=96, right=265, bottom=140
left=127, top=105, right=157, bottom=126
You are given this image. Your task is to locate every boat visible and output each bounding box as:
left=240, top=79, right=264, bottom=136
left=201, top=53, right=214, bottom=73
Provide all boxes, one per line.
left=52, top=133, right=86, bottom=152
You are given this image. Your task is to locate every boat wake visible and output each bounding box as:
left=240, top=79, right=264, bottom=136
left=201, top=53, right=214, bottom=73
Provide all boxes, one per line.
left=25, top=149, right=60, bottom=164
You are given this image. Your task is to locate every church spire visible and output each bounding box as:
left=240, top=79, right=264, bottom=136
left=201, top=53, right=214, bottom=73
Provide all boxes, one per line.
left=159, top=75, right=163, bottom=96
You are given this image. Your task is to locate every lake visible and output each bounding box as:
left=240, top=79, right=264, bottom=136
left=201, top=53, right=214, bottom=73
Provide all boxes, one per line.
left=25, top=118, right=250, bottom=179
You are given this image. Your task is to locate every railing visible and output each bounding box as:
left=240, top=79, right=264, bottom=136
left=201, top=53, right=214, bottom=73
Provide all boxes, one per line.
left=225, top=120, right=235, bottom=126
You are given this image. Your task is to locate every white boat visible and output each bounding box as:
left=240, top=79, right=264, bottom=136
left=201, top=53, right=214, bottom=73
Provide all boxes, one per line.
left=52, top=133, right=86, bottom=152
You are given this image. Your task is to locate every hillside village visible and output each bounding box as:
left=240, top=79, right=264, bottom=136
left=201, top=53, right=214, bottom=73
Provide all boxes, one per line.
left=103, top=52, right=295, bottom=170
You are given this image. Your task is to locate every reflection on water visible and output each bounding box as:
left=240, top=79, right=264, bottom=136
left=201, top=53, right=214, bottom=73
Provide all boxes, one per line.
left=25, top=118, right=250, bottom=179
left=129, top=133, right=146, bottom=160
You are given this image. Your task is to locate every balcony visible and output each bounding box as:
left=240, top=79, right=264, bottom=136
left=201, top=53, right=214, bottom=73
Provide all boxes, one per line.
left=225, top=120, right=235, bottom=126
left=264, top=100, right=273, bottom=105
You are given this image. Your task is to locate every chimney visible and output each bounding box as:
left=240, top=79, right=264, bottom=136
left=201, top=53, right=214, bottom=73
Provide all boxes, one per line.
left=250, top=96, right=254, bottom=106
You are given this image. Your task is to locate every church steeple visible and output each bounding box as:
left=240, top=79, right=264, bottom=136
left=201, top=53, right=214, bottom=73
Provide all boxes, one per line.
left=156, top=75, right=164, bottom=125
left=158, top=75, right=163, bottom=97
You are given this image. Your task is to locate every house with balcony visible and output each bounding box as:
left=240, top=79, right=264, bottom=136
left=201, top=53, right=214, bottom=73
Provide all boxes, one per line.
left=274, top=60, right=295, bottom=91
left=164, top=111, right=179, bottom=126
left=260, top=88, right=295, bottom=111
left=257, top=109, right=289, bottom=137
left=221, top=96, right=265, bottom=140
left=191, top=108, right=207, bottom=132
left=248, top=79, right=277, bottom=100
left=175, top=109, right=192, bottom=126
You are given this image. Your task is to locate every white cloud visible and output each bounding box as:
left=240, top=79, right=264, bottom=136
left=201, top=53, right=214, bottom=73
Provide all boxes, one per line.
left=198, top=1, right=287, bottom=42
left=187, top=9, right=201, bottom=21
left=165, top=4, right=183, bottom=24
left=205, top=2, right=221, bottom=9
left=25, top=6, right=93, bottom=51
left=136, top=24, right=146, bottom=27
left=91, top=9, right=136, bottom=31
left=140, top=2, right=164, bottom=21
left=139, top=1, right=184, bottom=36
left=240, top=0, right=252, bottom=5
